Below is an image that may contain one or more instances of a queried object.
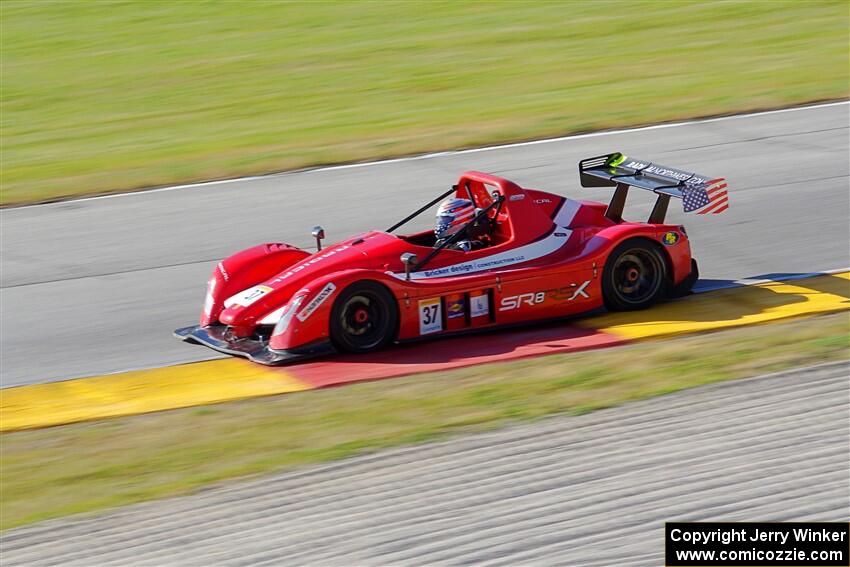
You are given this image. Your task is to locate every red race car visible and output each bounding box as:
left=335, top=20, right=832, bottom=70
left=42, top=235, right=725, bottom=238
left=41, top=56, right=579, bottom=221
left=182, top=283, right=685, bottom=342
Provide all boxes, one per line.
left=175, top=152, right=728, bottom=364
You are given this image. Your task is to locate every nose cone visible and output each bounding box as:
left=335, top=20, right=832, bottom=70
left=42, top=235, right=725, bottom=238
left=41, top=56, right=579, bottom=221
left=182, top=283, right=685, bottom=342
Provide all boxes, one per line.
left=215, top=239, right=375, bottom=329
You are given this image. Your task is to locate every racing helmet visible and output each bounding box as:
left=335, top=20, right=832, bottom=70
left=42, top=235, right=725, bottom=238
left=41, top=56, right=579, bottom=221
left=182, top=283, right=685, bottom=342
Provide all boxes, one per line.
left=435, top=198, right=475, bottom=240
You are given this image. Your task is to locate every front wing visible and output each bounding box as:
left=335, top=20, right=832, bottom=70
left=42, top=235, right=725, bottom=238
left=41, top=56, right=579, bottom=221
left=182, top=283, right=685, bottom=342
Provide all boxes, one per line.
left=174, top=325, right=335, bottom=365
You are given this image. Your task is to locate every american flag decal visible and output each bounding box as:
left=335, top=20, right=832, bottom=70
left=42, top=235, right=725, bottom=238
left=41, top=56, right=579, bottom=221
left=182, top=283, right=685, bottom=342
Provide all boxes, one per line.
left=683, top=178, right=728, bottom=214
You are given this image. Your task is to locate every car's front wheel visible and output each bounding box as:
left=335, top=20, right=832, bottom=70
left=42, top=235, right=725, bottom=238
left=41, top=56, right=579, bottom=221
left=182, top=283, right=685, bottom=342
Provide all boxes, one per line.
left=602, top=240, right=668, bottom=311
left=330, top=281, right=398, bottom=353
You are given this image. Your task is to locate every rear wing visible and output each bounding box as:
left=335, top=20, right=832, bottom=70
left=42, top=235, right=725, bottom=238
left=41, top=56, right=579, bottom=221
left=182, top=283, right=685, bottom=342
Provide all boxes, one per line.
left=579, top=152, right=728, bottom=221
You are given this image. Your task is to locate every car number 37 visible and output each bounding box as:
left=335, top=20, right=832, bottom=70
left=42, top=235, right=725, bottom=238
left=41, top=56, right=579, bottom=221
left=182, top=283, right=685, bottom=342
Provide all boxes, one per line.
left=419, top=298, right=443, bottom=334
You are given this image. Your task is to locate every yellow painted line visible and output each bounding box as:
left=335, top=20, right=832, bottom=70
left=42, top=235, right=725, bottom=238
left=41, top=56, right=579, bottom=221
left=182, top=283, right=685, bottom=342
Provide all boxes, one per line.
left=0, top=359, right=310, bottom=432
left=3, top=273, right=847, bottom=433
left=581, top=272, right=849, bottom=339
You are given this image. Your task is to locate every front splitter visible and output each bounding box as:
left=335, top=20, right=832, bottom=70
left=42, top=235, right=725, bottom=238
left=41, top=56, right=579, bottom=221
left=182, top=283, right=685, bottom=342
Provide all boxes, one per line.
left=174, top=325, right=335, bottom=365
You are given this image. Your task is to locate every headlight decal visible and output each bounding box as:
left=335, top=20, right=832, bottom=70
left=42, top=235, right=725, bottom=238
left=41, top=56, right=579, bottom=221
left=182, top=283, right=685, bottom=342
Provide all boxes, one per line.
left=273, top=295, right=306, bottom=335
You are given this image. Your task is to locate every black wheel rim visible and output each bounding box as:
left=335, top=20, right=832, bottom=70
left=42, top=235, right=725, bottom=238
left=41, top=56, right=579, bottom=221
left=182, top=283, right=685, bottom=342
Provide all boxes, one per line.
left=338, top=292, right=389, bottom=350
left=611, top=248, right=663, bottom=305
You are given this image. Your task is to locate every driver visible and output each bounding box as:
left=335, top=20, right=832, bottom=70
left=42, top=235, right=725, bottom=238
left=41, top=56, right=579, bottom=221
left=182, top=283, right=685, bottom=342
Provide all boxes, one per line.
left=434, top=197, right=490, bottom=252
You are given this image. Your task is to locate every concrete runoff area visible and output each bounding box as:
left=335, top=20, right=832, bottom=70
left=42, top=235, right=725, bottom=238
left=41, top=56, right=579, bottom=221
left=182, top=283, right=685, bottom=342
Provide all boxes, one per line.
left=2, top=362, right=847, bottom=566
left=0, top=103, right=848, bottom=387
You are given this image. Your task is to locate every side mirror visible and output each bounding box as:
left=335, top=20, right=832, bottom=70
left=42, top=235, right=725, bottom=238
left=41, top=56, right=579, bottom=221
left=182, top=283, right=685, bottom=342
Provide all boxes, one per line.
left=400, top=252, right=418, bottom=281
left=311, top=226, right=325, bottom=252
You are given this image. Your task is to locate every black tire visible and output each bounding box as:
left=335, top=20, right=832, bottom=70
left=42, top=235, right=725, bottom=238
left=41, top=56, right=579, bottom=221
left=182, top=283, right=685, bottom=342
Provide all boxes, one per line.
left=602, top=240, right=668, bottom=311
left=329, top=281, right=398, bottom=353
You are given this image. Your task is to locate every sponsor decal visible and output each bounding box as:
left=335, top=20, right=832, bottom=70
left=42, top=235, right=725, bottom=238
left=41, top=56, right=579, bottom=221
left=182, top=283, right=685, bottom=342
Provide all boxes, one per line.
left=296, top=283, right=337, bottom=322
left=624, top=161, right=709, bottom=185
left=500, top=292, right=546, bottom=311
left=499, top=280, right=591, bottom=311
left=418, top=298, right=443, bottom=335
left=509, top=194, right=526, bottom=201
left=546, top=280, right=591, bottom=301
left=217, top=262, right=229, bottom=281
left=447, top=298, right=465, bottom=319
left=470, top=293, right=489, bottom=318
left=534, top=198, right=552, bottom=204
left=662, top=231, right=680, bottom=246
left=420, top=254, right=529, bottom=278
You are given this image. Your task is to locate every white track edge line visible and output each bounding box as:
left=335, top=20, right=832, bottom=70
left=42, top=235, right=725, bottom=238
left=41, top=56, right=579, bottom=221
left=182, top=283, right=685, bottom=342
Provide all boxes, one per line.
left=6, top=100, right=848, bottom=211
left=692, top=267, right=850, bottom=293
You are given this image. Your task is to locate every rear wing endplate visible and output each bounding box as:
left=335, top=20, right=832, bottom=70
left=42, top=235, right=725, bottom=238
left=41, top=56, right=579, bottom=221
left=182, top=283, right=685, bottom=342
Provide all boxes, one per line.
left=579, top=152, right=727, bottom=221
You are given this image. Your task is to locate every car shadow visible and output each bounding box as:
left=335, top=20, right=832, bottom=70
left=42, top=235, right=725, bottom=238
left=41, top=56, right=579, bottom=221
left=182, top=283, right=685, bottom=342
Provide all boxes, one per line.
left=293, top=271, right=847, bottom=373
left=695, top=271, right=850, bottom=296
left=624, top=270, right=850, bottom=325
left=333, top=319, right=617, bottom=366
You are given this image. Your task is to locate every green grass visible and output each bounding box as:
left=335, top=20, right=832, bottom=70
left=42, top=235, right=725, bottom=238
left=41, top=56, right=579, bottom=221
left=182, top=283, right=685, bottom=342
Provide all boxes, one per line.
left=1, top=1, right=847, bottom=205
left=1, top=313, right=848, bottom=530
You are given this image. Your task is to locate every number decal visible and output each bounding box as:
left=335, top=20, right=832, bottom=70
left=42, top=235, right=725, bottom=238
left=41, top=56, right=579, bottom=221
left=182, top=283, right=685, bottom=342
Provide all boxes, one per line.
left=423, top=305, right=438, bottom=324
left=231, top=285, right=273, bottom=307
left=418, top=298, right=443, bottom=335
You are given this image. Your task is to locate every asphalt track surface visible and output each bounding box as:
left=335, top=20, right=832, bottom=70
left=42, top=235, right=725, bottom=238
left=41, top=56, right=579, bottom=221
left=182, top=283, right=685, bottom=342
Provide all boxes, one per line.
left=1, top=103, right=848, bottom=386
left=3, top=362, right=848, bottom=566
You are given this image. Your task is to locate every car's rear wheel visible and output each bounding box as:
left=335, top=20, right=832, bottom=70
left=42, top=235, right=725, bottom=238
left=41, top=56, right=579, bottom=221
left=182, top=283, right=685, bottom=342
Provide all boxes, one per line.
left=602, top=240, right=667, bottom=311
left=330, top=281, right=398, bottom=353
